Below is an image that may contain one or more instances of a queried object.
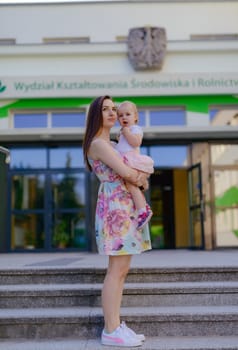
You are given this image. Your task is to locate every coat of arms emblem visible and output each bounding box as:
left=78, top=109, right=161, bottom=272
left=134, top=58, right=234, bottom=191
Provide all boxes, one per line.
left=127, top=27, right=167, bottom=71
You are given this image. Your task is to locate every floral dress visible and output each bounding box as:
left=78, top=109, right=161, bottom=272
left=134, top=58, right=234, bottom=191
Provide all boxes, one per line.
left=90, top=159, right=152, bottom=256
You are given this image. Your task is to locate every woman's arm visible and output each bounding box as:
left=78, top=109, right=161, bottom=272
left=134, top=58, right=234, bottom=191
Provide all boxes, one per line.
left=89, top=139, right=148, bottom=187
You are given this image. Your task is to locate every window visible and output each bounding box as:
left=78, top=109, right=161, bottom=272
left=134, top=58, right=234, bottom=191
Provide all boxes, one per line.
left=150, top=145, right=188, bottom=167
left=14, top=113, right=47, bottom=128
left=150, top=109, right=186, bottom=126
left=138, top=111, right=146, bottom=126
left=13, top=110, right=86, bottom=129
left=52, top=112, right=85, bottom=127
left=209, top=106, right=238, bottom=125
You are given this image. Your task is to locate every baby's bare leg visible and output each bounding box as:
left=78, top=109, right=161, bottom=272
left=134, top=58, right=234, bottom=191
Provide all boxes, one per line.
left=125, top=181, right=146, bottom=211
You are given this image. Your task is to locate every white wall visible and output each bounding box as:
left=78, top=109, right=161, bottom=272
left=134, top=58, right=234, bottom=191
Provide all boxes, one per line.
left=0, top=1, right=238, bottom=43
left=0, top=2, right=237, bottom=86
left=1, top=40, right=238, bottom=77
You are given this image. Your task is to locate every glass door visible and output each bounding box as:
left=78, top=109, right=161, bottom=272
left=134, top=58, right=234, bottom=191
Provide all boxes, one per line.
left=8, top=145, right=88, bottom=251
left=188, top=163, right=205, bottom=249
left=9, top=171, right=87, bottom=251
left=213, top=168, right=238, bottom=247
left=211, top=144, right=238, bottom=247
left=0, top=149, right=9, bottom=251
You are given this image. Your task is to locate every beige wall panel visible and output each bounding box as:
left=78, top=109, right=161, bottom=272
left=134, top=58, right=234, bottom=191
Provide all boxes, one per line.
left=174, top=169, right=189, bottom=248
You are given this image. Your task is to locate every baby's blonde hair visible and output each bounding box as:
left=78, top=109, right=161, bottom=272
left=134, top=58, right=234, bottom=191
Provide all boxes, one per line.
left=117, top=101, right=139, bottom=124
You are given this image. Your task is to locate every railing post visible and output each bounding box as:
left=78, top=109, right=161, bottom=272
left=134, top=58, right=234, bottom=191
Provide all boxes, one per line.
left=0, top=146, right=10, bottom=252
left=0, top=146, right=11, bottom=164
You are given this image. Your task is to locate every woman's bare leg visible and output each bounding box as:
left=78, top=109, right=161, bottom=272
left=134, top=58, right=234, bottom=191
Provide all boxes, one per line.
left=102, top=255, right=132, bottom=333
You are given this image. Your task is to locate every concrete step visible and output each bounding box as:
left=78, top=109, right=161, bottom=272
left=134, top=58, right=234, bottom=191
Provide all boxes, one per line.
left=0, top=281, right=238, bottom=308
left=0, top=266, right=238, bottom=284
left=0, top=336, right=238, bottom=350
left=0, top=306, right=238, bottom=339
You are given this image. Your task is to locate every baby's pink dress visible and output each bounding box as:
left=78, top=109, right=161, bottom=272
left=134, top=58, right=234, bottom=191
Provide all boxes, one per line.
left=116, top=125, right=154, bottom=174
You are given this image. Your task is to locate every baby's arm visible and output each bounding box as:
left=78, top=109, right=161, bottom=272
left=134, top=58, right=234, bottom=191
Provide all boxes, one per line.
left=121, top=127, right=142, bottom=148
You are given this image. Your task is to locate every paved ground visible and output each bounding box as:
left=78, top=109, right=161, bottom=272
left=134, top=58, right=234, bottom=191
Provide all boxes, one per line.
left=1, top=336, right=238, bottom=350
left=0, top=249, right=238, bottom=270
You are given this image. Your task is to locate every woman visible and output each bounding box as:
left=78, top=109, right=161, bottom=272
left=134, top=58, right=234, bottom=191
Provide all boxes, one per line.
left=83, top=95, right=152, bottom=347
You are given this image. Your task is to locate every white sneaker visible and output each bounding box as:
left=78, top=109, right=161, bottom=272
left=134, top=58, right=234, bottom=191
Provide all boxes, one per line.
left=101, top=324, right=142, bottom=347
left=121, top=321, right=145, bottom=342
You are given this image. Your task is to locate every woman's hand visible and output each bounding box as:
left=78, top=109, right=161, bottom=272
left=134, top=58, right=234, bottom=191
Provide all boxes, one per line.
left=135, top=172, right=149, bottom=190
left=140, top=180, right=149, bottom=191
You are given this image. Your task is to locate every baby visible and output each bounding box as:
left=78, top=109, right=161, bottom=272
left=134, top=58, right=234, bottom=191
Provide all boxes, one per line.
left=116, top=101, right=154, bottom=230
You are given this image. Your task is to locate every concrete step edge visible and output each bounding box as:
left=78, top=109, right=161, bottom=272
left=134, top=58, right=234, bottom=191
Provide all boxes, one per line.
left=0, top=281, right=238, bottom=297
left=0, top=266, right=238, bottom=275
left=1, top=280, right=238, bottom=291
left=1, top=268, right=237, bottom=284
left=0, top=305, right=238, bottom=321
left=1, top=280, right=238, bottom=290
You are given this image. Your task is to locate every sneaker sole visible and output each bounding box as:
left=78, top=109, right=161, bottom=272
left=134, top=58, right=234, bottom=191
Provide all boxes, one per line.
left=137, top=335, right=145, bottom=342
left=101, top=339, right=142, bottom=347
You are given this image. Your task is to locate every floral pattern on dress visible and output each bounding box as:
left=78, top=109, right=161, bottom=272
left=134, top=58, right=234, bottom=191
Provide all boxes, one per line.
left=91, top=159, right=152, bottom=256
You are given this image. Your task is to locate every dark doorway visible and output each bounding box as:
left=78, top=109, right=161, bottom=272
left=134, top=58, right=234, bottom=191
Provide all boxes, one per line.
left=150, top=169, right=175, bottom=249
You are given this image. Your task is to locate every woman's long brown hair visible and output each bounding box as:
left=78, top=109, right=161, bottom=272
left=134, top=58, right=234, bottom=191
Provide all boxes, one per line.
left=83, top=95, right=112, bottom=171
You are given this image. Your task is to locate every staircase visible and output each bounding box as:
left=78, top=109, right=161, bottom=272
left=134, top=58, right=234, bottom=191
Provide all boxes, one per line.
left=0, top=253, right=238, bottom=349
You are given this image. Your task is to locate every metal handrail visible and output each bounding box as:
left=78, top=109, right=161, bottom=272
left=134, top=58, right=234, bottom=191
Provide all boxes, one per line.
left=0, top=146, right=10, bottom=164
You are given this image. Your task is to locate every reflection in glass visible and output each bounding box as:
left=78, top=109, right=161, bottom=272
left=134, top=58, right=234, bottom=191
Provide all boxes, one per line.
left=10, top=148, right=47, bottom=169
left=150, top=185, right=164, bottom=249
left=209, top=109, right=218, bottom=122
left=12, top=174, right=45, bottom=209
left=52, top=213, right=86, bottom=249
left=211, top=144, right=238, bottom=166
left=209, top=108, right=238, bottom=126
left=51, top=173, right=85, bottom=208
left=190, top=209, right=202, bottom=247
left=189, top=167, right=201, bottom=206
left=11, top=213, right=44, bottom=249
left=214, top=169, right=238, bottom=247
left=50, top=147, right=84, bottom=168
left=51, top=172, right=86, bottom=249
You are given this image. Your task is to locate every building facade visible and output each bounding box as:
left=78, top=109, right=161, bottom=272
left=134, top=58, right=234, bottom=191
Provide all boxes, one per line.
left=0, top=0, right=238, bottom=252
